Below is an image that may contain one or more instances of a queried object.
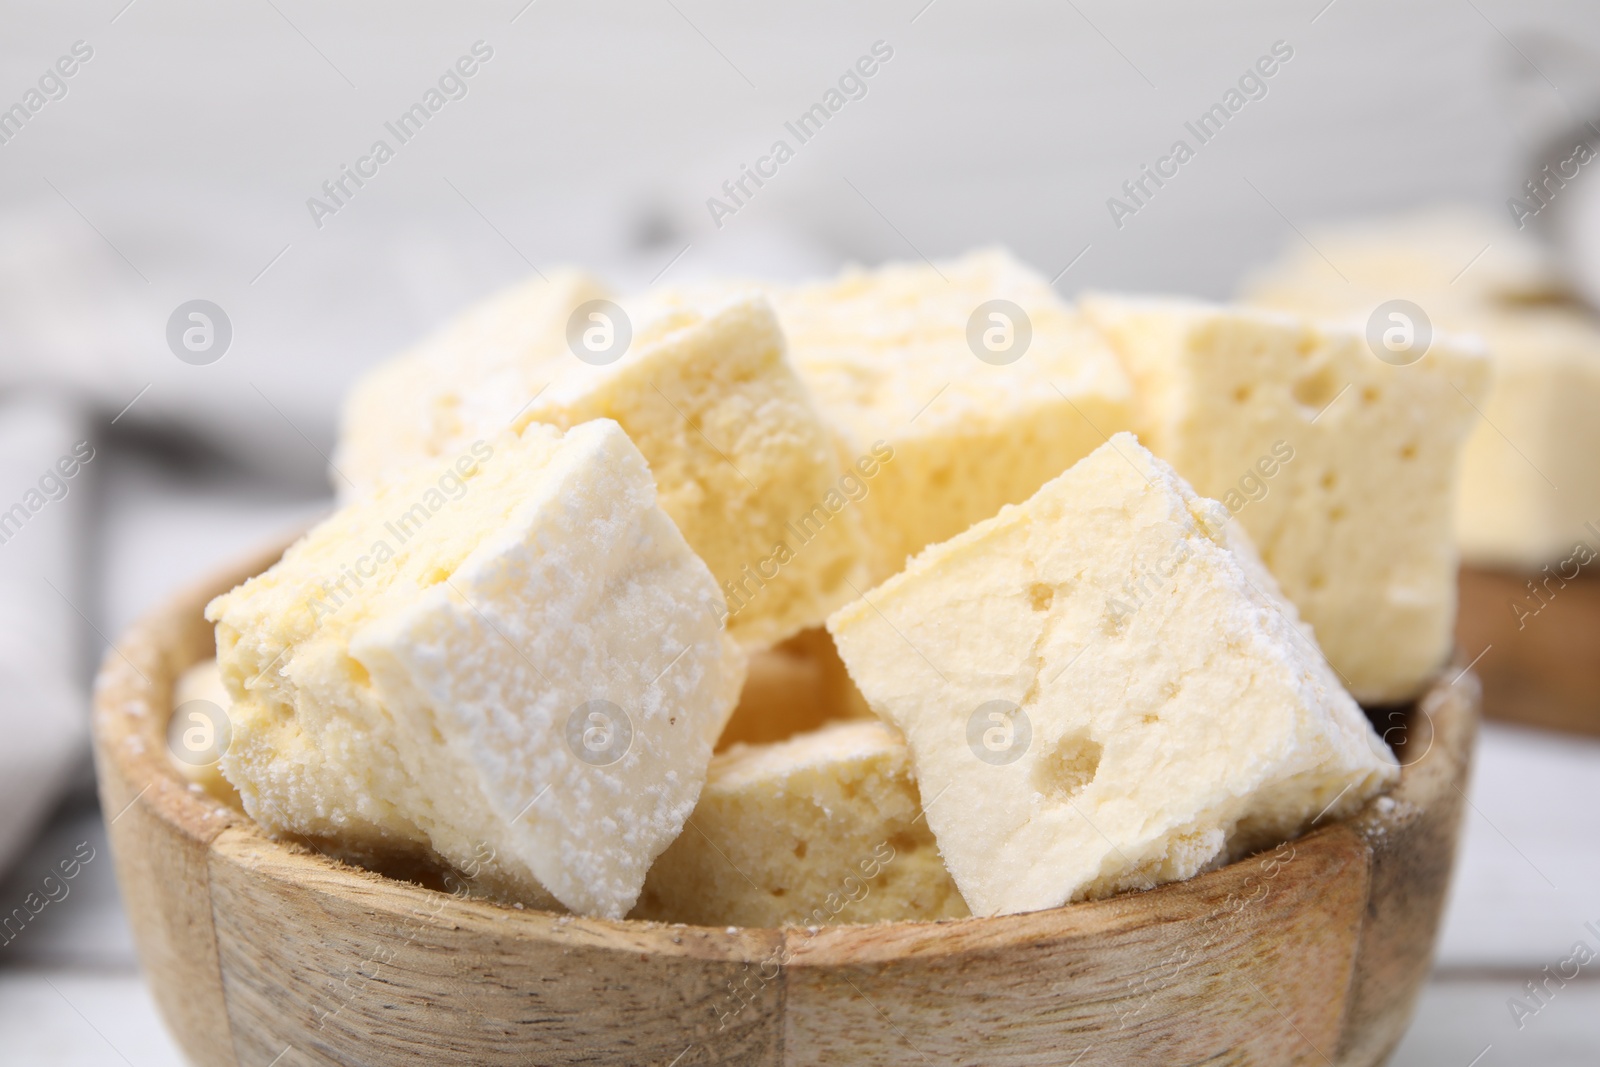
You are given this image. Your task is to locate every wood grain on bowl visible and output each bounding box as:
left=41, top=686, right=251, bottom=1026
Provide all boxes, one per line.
left=94, top=541, right=1478, bottom=1067
left=1458, top=564, right=1600, bottom=736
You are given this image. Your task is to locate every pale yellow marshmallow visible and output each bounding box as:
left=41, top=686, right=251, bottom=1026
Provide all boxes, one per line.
left=335, top=270, right=611, bottom=496
left=717, top=628, right=872, bottom=751
left=1082, top=294, right=1491, bottom=703
left=208, top=419, right=745, bottom=918
left=337, top=275, right=868, bottom=649
left=516, top=296, right=870, bottom=649
left=829, top=434, right=1398, bottom=917
left=168, top=658, right=242, bottom=807
left=635, top=720, right=968, bottom=927
left=1242, top=211, right=1600, bottom=570
left=651, top=251, right=1135, bottom=578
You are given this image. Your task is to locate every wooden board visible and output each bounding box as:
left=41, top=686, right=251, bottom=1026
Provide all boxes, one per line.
left=1457, top=565, right=1600, bottom=736
left=93, top=544, right=1479, bottom=1067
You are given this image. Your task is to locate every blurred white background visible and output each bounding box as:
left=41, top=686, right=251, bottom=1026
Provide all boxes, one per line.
left=1, top=1, right=1598, bottom=1063
left=5, top=0, right=1600, bottom=462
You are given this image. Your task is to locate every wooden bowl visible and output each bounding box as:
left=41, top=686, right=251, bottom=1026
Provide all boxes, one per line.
left=94, top=542, right=1478, bottom=1067
left=1457, top=564, right=1600, bottom=736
